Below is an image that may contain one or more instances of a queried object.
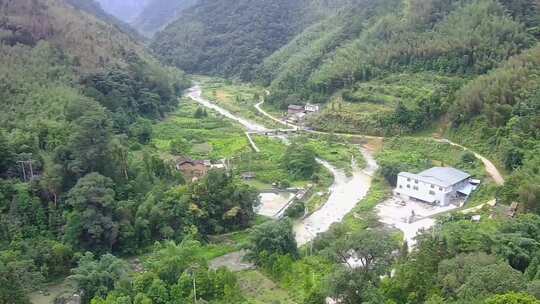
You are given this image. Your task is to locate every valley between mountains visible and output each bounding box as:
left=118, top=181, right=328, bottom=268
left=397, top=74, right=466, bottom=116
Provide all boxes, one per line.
left=2, top=0, right=540, bottom=304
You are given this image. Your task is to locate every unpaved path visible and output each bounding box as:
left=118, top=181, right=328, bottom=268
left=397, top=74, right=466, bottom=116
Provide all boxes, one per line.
left=433, top=139, right=504, bottom=185
left=254, top=98, right=504, bottom=185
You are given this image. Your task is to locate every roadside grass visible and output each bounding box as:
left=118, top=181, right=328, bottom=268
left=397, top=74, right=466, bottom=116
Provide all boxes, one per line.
left=446, top=117, right=508, bottom=176
left=233, top=135, right=292, bottom=186
left=305, top=191, right=330, bottom=215
left=260, top=101, right=287, bottom=119
left=196, top=76, right=280, bottom=129
left=341, top=177, right=393, bottom=233
left=377, top=137, right=489, bottom=179
left=233, top=135, right=334, bottom=192
left=305, top=133, right=366, bottom=174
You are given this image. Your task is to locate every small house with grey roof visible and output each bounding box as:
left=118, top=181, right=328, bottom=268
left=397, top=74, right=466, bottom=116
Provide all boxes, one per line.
left=394, top=167, right=477, bottom=206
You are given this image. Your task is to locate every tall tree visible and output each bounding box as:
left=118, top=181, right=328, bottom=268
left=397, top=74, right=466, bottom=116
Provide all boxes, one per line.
left=64, top=173, right=119, bottom=252
left=246, top=219, right=299, bottom=265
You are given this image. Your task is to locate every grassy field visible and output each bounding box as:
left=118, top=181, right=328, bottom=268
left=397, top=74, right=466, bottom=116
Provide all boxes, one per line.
left=196, top=76, right=281, bottom=129
left=152, top=98, right=250, bottom=161
left=29, top=279, right=75, bottom=304
left=305, top=133, right=365, bottom=174
left=237, top=270, right=297, bottom=304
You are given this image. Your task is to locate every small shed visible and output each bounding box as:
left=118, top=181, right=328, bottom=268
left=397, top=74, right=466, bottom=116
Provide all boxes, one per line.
left=507, top=202, right=519, bottom=218
left=176, top=158, right=209, bottom=181
left=241, top=172, right=256, bottom=180
left=305, top=103, right=320, bottom=113
left=288, top=105, right=305, bottom=114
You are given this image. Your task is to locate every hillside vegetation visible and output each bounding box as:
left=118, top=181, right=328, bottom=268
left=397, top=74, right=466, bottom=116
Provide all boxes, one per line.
left=263, top=0, right=537, bottom=105
left=0, top=0, right=200, bottom=302
left=2, top=0, right=540, bottom=303
left=132, top=0, right=198, bottom=37
left=150, top=0, right=361, bottom=79
left=0, top=0, right=148, bottom=71
left=449, top=44, right=540, bottom=210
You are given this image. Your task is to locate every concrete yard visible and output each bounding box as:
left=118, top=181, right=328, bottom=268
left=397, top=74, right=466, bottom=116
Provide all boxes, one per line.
left=376, top=197, right=459, bottom=247
left=257, top=192, right=295, bottom=218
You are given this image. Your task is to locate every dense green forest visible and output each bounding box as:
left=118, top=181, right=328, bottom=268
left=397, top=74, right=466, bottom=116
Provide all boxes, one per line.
left=0, top=0, right=234, bottom=302
left=262, top=0, right=537, bottom=109
left=151, top=0, right=307, bottom=79
left=150, top=0, right=361, bottom=79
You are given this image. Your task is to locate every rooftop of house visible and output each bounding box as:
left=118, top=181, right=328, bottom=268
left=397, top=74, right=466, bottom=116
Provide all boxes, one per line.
left=177, top=158, right=206, bottom=166
left=399, top=167, right=471, bottom=188
left=288, top=105, right=304, bottom=110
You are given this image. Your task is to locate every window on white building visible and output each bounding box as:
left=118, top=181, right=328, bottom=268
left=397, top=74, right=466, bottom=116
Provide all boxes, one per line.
left=429, top=190, right=435, bottom=195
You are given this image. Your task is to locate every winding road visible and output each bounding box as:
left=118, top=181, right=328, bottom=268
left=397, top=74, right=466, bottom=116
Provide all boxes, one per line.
left=255, top=97, right=505, bottom=186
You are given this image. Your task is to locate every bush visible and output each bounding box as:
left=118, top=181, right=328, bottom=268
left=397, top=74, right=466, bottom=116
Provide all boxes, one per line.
left=284, top=201, right=305, bottom=219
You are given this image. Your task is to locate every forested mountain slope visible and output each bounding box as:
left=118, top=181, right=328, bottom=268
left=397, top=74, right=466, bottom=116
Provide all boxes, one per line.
left=150, top=0, right=360, bottom=79
left=151, top=0, right=307, bottom=79
left=449, top=43, right=540, bottom=209
left=0, top=0, right=193, bottom=302
left=65, top=0, right=142, bottom=39
left=0, top=0, right=148, bottom=70
left=263, top=0, right=538, bottom=106
left=132, top=0, right=198, bottom=37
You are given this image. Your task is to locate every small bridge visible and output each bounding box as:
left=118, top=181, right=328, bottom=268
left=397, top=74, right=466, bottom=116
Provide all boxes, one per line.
left=248, top=128, right=303, bottom=136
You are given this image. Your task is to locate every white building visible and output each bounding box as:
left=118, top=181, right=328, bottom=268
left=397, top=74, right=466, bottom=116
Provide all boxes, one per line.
left=305, top=103, right=320, bottom=113
left=395, top=167, right=476, bottom=206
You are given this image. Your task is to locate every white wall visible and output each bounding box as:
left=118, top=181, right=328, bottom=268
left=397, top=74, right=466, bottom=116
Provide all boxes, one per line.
left=395, top=175, right=452, bottom=205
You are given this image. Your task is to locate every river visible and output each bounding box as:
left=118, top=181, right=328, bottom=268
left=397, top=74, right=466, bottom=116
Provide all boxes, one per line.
left=294, top=149, right=376, bottom=246
left=185, top=85, right=376, bottom=246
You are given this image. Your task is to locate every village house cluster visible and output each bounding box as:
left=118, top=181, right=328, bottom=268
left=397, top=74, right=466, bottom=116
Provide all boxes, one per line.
left=175, top=158, right=226, bottom=182
left=287, top=103, right=320, bottom=124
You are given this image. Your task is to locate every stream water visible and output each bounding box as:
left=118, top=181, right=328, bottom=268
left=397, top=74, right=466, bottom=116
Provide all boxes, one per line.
left=186, top=85, right=376, bottom=246
left=294, top=150, right=375, bottom=246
